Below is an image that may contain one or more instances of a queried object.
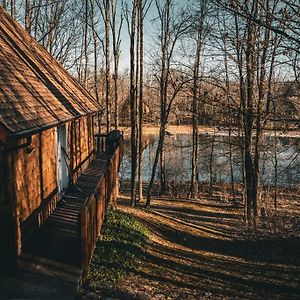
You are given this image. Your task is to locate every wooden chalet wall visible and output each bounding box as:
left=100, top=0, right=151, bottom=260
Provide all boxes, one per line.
left=12, top=128, right=58, bottom=253
left=0, top=147, right=15, bottom=274
left=0, top=147, right=5, bottom=208
left=8, top=114, right=95, bottom=254
left=15, top=129, right=57, bottom=222
left=69, top=115, right=95, bottom=182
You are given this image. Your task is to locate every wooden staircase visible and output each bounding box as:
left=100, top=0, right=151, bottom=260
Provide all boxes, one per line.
left=20, top=150, right=121, bottom=274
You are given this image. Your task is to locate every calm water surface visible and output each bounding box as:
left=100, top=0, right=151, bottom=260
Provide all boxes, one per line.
left=120, top=133, right=300, bottom=188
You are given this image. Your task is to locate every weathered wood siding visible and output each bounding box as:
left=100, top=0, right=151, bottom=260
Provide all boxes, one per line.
left=0, top=148, right=15, bottom=274
left=14, top=115, right=94, bottom=224
left=15, top=128, right=57, bottom=223
left=0, top=147, right=5, bottom=207
left=9, top=115, right=95, bottom=253
left=69, top=115, right=95, bottom=182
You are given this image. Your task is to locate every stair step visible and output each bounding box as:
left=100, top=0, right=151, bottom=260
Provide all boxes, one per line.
left=51, top=211, right=79, bottom=220
left=55, top=207, right=80, bottom=215
left=47, top=215, right=78, bottom=225
left=18, top=253, right=81, bottom=284
left=40, top=227, right=78, bottom=240
left=45, top=219, right=78, bottom=231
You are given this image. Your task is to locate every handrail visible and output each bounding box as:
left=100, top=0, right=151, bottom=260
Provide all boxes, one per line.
left=80, top=133, right=123, bottom=278
left=95, top=133, right=107, bottom=154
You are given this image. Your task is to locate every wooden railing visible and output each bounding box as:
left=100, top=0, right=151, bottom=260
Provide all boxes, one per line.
left=95, top=133, right=107, bottom=154
left=21, top=189, right=58, bottom=245
left=95, top=130, right=123, bottom=155
left=80, top=134, right=123, bottom=277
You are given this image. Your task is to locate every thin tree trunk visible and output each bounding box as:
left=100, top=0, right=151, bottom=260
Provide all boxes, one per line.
left=228, top=126, right=236, bottom=201
left=137, top=0, right=144, bottom=202
left=113, top=58, right=119, bottom=130
left=209, top=130, right=216, bottom=195
left=146, top=124, right=166, bottom=207
left=83, top=0, right=89, bottom=87
left=190, top=5, right=205, bottom=197
left=130, top=0, right=138, bottom=206
left=10, top=0, right=16, bottom=18
left=223, top=35, right=236, bottom=201
left=25, top=0, right=31, bottom=33
left=90, top=3, right=100, bottom=103
left=105, top=0, right=111, bottom=133
left=244, top=0, right=258, bottom=227
left=111, top=0, right=123, bottom=130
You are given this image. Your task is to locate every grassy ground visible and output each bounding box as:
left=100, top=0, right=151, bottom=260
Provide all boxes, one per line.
left=79, top=210, right=149, bottom=299
left=79, top=190, right=300, bottom=300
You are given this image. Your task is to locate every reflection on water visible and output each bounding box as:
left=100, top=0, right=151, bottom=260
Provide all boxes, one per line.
left=120, top=133, right=300, bottom=188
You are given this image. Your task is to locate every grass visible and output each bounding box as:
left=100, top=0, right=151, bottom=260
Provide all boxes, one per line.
left=86, top=209, right=149, bottom=287
left=78, top=199, right=300, bottom=299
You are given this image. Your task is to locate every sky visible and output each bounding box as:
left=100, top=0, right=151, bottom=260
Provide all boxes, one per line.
left=118, top=0, right=158, bottom=71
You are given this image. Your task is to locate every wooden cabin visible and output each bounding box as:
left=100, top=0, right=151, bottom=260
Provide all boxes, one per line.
left=0, top=6, right=122, bottom=275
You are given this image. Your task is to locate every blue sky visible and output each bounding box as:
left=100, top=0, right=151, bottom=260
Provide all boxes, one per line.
left=118, top=0, right=158, bottom=71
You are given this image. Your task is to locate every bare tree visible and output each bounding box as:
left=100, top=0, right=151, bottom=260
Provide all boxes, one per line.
left=213, top=0, right=284, bottom=226
left=111, top=0, right=123, bottom=130
left=189, top=0, right=208, bottom=197
left=126, top=0, right=138, bottom=206
left=136, top=0, right=144, bottom=202
left=104, top=0, right=111, bottom=132
left=146, top=0, right=191, bottom=206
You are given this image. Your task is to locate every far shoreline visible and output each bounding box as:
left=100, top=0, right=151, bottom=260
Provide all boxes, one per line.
left=119, top=125, right=300, bottom=138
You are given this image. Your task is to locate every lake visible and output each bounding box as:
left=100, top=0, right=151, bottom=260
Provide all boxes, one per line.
left=120, top=132, right=300, bottom=189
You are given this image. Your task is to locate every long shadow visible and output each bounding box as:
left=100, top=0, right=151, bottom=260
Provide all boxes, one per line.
left=118, top=199, right=300, bottom=297
left=143, top=216, right=300, bottom=264
left=152, top=204, right=240, bottom=220
left=126, top=217, right=300, bottom=299
left=0, top=268, right=76, bottom=299
left=148, top=239, right=300, bottom=280
left=152, top=206, right=243, bottom=234
left=133, top=248, right=300, bottom=297
left=163, top=210, right=241, bottom=227
left=151, top=196, right=244, bottom=209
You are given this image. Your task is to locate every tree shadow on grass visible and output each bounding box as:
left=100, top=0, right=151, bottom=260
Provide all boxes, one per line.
left=143, top=217, right=300, bottom=263
left=116, top=197, right=300, bottom=299
left=129, top=217, right=300, bottom=299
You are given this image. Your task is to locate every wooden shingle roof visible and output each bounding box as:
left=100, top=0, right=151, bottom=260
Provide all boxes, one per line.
left=0, top=6, right=101, bottom=138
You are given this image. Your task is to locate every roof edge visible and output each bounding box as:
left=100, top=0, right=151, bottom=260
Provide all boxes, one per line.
left=7, top=109, right=103, bottom=140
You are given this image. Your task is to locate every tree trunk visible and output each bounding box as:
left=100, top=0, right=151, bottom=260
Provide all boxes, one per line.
left=25, top=0, right=31, bottom=33
left=83, top=0, right=89, bottom=87
left=111, top=0, right=123, bottom=130
left=130, top=0, right=138, bottom=206
left=146, top=124, right=166, bottom=207
left=105, top=0, right=111, bottom=133
left=10, top=0, right=16, bottom=18
left=190, top=3, right=205, bottom=197
left=137, top=0, right=144, bottom=202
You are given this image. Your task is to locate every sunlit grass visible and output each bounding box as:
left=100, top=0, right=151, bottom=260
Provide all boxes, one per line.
left=86, top=209, right=149, bottom=286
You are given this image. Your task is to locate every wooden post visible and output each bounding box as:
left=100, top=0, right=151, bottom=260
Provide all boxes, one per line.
left=81, top=207, right=88, bottom=278
left=97, top=176, right=105, bottom=235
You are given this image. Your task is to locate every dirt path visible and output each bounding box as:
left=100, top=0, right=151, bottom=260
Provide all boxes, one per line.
left=115, top=196, right=300, bottom=300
